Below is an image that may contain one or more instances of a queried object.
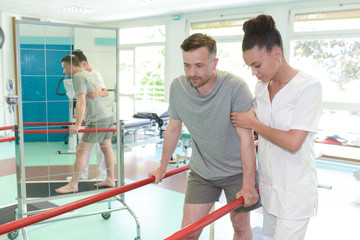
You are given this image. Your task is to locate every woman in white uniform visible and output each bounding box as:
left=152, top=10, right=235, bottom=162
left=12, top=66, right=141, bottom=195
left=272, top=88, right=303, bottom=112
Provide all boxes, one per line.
left=231, top=15, right=322, bottom=240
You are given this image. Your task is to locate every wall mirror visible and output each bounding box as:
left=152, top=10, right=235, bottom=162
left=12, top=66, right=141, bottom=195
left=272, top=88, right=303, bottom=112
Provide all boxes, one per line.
left=14, top=20, right=119, bottom=201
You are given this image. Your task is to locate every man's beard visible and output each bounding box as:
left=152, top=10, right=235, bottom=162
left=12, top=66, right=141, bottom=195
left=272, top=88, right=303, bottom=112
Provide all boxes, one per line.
left=186, top=76, right=209, bottom=89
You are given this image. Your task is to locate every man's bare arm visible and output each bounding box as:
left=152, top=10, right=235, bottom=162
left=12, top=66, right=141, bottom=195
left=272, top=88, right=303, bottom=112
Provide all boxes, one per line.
left=148, top=118, right=182, bottom=183
left=235, top=127, right=259, bottom=207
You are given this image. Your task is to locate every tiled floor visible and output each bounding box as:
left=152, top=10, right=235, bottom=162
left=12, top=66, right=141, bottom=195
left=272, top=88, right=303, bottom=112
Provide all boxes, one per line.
left=0, top=141, right=359, bottom=240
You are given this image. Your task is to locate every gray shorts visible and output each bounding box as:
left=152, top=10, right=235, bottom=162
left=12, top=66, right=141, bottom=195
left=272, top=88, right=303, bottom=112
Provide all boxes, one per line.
left=185, top=170, right=261, bottom=212
left=81, top=117, right=114, bottom=143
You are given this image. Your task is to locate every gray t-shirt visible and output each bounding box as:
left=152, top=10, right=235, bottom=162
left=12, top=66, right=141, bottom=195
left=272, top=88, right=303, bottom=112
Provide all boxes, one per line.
left=73, top=69, right=113, bottom=124
left=168, top=70, right=253, bottom=180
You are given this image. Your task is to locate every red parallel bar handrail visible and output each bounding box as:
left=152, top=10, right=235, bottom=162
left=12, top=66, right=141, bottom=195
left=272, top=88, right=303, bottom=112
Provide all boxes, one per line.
left=164, top=197, right=244, bottom=240
left=164, top=188, right=259, bottom=240
left=0, top=126, right=14, bottom=131
left=23, top=122, right=117, bottom=126
left=1, top=122, right=118, bottom=130
left=23, top=122, right=79, bottom=126
left=0, top=165, right=189, bottom=236
left=23, top=128, right=116, bottom=134
left=0, top=136, right=15, bottom=143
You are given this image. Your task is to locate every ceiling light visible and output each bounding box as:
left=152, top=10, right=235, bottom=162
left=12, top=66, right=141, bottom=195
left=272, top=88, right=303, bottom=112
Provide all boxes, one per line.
left=61, top=6, right=97, bottom=14
left=126, top=0, right=161, bottom=4
left=138, top=0, right=160, bottom=2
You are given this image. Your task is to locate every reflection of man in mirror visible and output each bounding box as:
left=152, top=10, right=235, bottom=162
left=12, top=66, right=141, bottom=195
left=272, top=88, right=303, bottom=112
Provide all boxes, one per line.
left=56, top=54, right=115, bottom=194
left=72, top=49, right=108, bottom=181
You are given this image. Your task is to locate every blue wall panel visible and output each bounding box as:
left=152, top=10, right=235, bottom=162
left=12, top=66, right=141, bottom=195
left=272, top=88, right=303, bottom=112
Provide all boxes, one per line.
left=22, top=102, right=47, bottom=142
left=21, top=76, right=46, bottom=102
left=47, top=101, right=70, bottom=141
left=20, top=43, right=71, bottom=142
left=46, top=49, right=70, bottom=76
left=20, top=49, right=45, bottom=76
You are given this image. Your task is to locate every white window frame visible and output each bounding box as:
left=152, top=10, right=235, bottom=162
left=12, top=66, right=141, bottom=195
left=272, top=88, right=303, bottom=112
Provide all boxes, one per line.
left=289, top=5, right=360, bottom=112
left=186, top=13, right=261, bottom=42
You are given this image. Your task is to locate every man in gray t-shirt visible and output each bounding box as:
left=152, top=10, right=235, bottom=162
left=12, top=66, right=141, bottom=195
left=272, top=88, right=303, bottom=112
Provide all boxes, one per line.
left=169, top=70, right=253, bottom=180
left=72, top=69, right=113, bottom=124
left=55, top=54, right=115, bottom=194
left=149, top=33, right=260, bottom=239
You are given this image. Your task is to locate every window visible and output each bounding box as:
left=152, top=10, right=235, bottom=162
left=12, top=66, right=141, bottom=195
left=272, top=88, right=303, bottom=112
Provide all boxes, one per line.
left=216, top=41, right=256, bottom=93
left=119, top=25, right=165, bottom=119
left=190, top=18, right=247, bottom=37
left=120, top=25, right=165, bottom=44
left=290, top=38, right=360, bottom=104
left=294, top=9, right=360, bottom=32
left=290, top=8, right=360, bottom=144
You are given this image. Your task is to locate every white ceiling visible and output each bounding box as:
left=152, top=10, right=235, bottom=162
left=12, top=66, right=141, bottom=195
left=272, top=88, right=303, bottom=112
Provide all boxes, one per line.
left=0, top=0, right=309, bottom=25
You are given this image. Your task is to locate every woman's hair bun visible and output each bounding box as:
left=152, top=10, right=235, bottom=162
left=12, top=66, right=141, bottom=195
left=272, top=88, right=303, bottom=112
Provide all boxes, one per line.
left=243, top=14, right=276, bottom=36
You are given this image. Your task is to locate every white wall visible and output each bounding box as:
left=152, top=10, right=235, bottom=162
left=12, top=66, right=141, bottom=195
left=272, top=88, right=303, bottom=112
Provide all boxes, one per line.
left=164, top=18, right=187, bottom=102
left=0, top=12, right=17, bottom=135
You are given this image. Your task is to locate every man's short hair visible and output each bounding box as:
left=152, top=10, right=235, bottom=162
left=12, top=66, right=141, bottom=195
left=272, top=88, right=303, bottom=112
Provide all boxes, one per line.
left=61, top=54, right=80, bottom=67
left=180, top=33, right=217, bottom=60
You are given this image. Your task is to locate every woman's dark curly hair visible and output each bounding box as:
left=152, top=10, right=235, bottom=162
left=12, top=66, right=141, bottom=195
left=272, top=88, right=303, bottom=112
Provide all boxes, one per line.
left=242, top=14, right=283, bottom=53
